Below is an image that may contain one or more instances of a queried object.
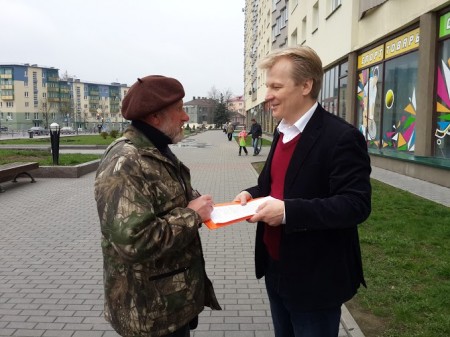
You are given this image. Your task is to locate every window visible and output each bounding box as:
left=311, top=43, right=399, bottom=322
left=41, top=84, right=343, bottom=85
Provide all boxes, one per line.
left=25, top=102, right=29, bottom=107
left=382, top=52, right=418, bottom=152
left=357, top=65, right=383, bottom=147
left=6, top=102, right=14, bottom=108
left=435, top=39, right=450, bottom=158
left=301, top=16, right=307, bottom=42
left=25, top=92, right=29, bottom=97
left=312, top=2, right=319, bottom=32
left=34, top=113, right=39, bottom=120
left=332, top=0, right=341, bottom=11
left=280, top=7, right=287, bottom=28
left=25, top=113, right=30, bottom=120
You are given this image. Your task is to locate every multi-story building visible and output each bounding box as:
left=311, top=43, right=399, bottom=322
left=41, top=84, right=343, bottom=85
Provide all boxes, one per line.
left=228, top=95, right=246, bottom=125
left=244, top=0, right=450, bottom=187
left=227, top=95, right=245, bottom=115
left=183, top=96, right=217, bottom=126
left=0, top=63, right=129, bottom=132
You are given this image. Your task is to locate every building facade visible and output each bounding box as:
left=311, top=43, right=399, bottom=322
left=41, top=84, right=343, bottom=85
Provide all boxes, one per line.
left=244, top=0, right=450, bottom=187
left=183, top=97, right=217, bottom=126
left=0, top=63, right=129, bottom=133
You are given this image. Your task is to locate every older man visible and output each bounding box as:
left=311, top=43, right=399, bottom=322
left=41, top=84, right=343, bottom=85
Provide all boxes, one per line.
left=95, top=75, right=221, bottom=337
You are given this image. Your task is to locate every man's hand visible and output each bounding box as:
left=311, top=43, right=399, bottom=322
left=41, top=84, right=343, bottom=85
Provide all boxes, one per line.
left=248, top=199, right=284, bottom=226
left=188, top=195, right=214, bottom=222
left=233, top=191, right=253, bottom=205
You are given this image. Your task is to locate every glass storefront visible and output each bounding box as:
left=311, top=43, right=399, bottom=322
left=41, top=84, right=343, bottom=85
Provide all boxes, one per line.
left=357, top=28, right=419, bottom=153
left=320, top=61, right=348, bottom=118
left=382, top=52, right=418, bottom=151
left=435, top=14, right=450, bottom=159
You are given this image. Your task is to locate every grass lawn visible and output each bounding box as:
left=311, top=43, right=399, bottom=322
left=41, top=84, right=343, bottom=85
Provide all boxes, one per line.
left=0, top=134, right=116, bottom=146
left=0, top=149, right=101, bottom=166
left=0, top=129, right=201, bottom=146
left=252, top=161, right=450, bottom=337
left=234, top=136, right=272, bottom=147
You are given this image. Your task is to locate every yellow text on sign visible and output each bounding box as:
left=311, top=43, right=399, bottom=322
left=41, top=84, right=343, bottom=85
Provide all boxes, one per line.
left=385, top=28, right=420, bottom=59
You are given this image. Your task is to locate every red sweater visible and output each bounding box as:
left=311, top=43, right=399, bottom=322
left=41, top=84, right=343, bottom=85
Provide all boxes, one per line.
left=263, top=132, right=301, bottom=260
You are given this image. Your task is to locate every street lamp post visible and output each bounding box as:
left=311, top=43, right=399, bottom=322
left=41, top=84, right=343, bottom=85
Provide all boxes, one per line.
left=49, top=122, right=60, bottom=165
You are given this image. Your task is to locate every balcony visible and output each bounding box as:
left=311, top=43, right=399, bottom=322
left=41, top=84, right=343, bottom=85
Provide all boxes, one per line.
left=0, top=84, right=13, bottom=90
left=47, top=76, right=59, bottom=82
left=0, top=94, right=14, bottom=100
left=0, top=74, right=12, bottom=79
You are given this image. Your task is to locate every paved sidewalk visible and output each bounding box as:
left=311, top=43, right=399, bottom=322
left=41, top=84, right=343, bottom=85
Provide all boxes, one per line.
left=0, top=130, right=447, bottom=337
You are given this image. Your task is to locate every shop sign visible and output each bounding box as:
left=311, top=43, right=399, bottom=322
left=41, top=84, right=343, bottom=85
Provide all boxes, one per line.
left=385, top=28, right=420, bottom=59
left=439, top=12, right=450, bottom=38
left=357, top=44, right=384, bottom=69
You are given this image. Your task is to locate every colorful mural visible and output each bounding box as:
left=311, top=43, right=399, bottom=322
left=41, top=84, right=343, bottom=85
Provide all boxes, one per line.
left=357, top=66, right=382, bottom=148
left=435, top=59, right=450, bottom=148
left=384, top=87, right=416, bottom=151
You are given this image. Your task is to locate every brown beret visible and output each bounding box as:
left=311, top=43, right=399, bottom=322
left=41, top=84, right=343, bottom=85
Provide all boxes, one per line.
left=121, top=75, right=185, bottom=120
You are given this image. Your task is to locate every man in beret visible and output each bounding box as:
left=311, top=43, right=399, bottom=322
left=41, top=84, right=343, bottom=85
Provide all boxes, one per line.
left=94, top=75, right=221, bottom=337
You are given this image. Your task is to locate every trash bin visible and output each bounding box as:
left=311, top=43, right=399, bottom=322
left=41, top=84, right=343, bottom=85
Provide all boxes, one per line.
left=28, top=131, right=34, bottom=138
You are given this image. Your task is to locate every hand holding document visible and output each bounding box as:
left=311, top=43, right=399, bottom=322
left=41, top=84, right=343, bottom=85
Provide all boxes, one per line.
left=205, top=196, right=275, bottom=229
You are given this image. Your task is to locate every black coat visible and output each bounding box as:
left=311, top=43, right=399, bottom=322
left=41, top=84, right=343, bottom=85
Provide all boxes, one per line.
left=246, top=104, right=371, bottom=311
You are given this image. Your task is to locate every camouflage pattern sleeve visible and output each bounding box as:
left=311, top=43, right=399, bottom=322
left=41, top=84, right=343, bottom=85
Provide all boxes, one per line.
left=95, top=142, right=202, bottom=264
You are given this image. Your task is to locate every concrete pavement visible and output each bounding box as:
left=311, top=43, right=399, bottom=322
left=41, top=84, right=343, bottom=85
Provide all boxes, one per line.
left=1, top=130, right=448, bottom=337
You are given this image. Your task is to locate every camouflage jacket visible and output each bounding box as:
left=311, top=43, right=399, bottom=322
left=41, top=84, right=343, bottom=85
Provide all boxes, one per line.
left=94, top=126, right=220, bottom=337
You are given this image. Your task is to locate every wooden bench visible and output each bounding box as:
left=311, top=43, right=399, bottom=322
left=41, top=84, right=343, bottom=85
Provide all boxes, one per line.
left=0, top=162, right=39, bottom=193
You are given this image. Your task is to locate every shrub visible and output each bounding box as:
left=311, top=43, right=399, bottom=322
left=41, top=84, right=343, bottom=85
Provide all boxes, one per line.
left=100, top=131, right=108, bottom=139
left=110, top=130, right=119, bottom=138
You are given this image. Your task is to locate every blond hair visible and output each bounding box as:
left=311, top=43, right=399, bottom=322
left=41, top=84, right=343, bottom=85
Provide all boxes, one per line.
left=258, top=46, right=323, bottom=99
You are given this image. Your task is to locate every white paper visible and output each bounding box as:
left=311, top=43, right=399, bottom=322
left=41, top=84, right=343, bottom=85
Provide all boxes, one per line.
left=209, top=196, right=275, bottom=224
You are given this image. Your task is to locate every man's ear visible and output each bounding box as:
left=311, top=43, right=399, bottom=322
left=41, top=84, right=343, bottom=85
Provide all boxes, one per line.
left=142, top=113, right=160, bottom=127
left=301, top=79, right=313, bottom=96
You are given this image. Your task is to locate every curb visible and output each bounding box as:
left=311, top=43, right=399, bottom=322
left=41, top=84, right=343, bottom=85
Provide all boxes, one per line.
left=32, top=159, right=100, bottom=178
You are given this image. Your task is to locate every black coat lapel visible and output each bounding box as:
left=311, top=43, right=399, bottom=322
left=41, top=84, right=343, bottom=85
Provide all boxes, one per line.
left=284, top=106, right=323, bottom=192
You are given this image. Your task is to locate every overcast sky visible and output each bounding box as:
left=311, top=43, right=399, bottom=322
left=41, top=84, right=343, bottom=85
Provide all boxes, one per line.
left=0, top=0, right=245, bottom=101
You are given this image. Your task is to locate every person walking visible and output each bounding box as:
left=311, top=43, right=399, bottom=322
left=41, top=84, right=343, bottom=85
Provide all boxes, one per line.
left=233, top=46, right=372, bottom=337
left=238, top=125, right=249, bottom=156
left=226, top=122, right=234, bottom=141
left=248, top=118, right=262, bottom=155
left=94, top=75, right=221, bottom=337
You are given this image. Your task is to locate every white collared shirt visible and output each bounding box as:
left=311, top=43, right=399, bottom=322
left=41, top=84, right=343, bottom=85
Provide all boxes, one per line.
left=276, top=102, right=317, bottom=224
left=277, top=102, right=318, bottom=143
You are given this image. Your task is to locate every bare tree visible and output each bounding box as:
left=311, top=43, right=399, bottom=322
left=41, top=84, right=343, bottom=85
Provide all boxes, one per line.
left=39, top=98, right=53, bottom=129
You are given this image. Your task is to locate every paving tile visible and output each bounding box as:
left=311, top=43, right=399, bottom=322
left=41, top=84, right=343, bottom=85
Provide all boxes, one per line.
left=3, top=131, right=429, bottom=337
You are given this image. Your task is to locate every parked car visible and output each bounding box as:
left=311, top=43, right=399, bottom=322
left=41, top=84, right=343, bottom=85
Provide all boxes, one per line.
left=28, top=126, right=49, bottom=135
left=60, top=126, right=75, bottom=134
left=0, top=126, right=7, bottom=132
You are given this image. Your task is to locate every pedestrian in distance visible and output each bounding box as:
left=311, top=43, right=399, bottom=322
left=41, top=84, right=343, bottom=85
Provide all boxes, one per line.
left=248, top=118, right=262, bottom=155
left=226, top=122, right=234, bottom=141
left=94, top=75, right=221, bottom=337
left=233, top=46, right=372, bottom=337
left=238, top=125, right=249, bottom=156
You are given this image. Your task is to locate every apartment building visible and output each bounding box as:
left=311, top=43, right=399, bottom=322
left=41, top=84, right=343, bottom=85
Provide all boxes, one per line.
left=0, top=63, right=129, bottom=132
left=183, top=96, right=217, bottom=126
left=244, top=0, right=450, bottom=187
